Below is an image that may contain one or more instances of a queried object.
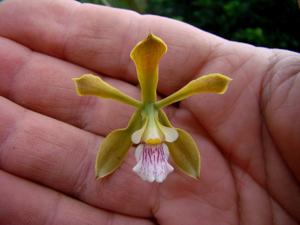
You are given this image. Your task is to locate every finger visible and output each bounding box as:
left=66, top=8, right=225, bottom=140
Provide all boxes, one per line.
left=0, top=96, right=156, bottom=217
left=262, top=50, right=300, bottom=181
left=0, top=171, right=154, bottom=225
left=0, top=0, right=224, bottom=94
left=0, top=36, right=139, bottom=135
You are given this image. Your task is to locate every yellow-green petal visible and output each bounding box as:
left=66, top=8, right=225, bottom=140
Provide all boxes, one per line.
left=158, top=109, right=172, bottom=127
left=130, top=34, right=167, bottom=103
left=167, top=128, right=201, bottom=179
left=95, top=128, right=131, bottom=179
left=73, top=74, right=141, bottom=108
left=158, top=110, right=200, bottom=178
left=95, top=110, right=143, bottom=179
left=156, top=73, right=232, bottom=108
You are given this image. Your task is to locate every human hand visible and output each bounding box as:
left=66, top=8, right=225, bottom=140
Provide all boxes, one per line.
left=0, top=0, right=299, bottom=224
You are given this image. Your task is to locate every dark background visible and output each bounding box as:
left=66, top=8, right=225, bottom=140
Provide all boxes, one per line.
left=77, top=0, right=300, bottom=51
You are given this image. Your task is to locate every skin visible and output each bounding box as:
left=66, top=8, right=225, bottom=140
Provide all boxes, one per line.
left=0, top=0, right=299, bottom=224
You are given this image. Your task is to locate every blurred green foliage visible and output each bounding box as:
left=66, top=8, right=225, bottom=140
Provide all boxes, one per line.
left=79, top=0, right=147, bottom=12
left=84, top=0, right=299, bottom=51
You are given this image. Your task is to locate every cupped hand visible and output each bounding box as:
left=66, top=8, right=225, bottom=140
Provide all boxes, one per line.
left=0, top=0, right=299, bottom=224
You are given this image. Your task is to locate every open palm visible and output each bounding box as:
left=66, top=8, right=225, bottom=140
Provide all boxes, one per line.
left=0, top=0, right=299, bottom=224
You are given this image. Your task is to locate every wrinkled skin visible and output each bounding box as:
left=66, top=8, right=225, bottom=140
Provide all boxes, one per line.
left=0, top=0, right=299, bottom=225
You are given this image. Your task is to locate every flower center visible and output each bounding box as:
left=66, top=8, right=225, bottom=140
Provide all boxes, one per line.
left=131, top=104, right=178, bottom=145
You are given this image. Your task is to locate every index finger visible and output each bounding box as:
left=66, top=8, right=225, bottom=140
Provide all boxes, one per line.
left=0, top=0, right=224, bottom=94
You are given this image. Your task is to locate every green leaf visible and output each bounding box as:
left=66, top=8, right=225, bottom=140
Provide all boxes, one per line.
left=130, top=34, right=167, bottom=103
left=73, top=74, right=141, bottom=108
left=95, top=110, right=143, bottom=178
left=167, top=128, right=201, bottom=179
left=156, top=73, right=232, bottom=108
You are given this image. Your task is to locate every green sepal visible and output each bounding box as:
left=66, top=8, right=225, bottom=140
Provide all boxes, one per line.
left=95, top=110, right=143, bottom=179
left=156, top=73, right=232, bottom=108
left=130, top=34, right=167, bottom=103
left=73, top=74, right=141, bottom=108
left=167, top=128, right=201, bottom=179
left=158, top=109, right=201, bottom=178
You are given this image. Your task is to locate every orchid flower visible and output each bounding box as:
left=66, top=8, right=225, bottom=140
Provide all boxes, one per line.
left=73, top=34, right=231, bottom=183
